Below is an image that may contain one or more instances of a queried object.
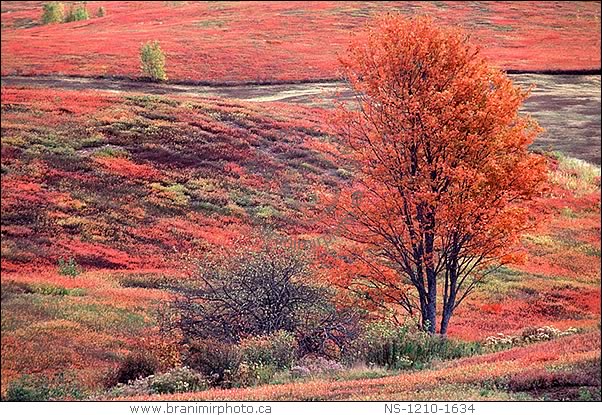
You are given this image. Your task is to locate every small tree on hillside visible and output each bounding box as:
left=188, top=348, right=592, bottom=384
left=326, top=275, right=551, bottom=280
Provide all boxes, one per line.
left=140, top=41, right=168, bottom=81
left=96, top=6, right=106, bottom=17
left=330, top=15, right=547, bottom=335
left=41, top=2, right=64, bottom=24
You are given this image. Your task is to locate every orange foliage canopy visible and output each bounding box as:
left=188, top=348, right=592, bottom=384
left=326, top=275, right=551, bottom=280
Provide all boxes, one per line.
left=331, top=15, right=547, bottom=334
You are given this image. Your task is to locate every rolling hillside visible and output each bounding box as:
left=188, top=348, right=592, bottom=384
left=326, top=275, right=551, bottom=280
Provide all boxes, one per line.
left=1, top=1, right=601, bottom=82
left=1, top=86, right=600, bottom=396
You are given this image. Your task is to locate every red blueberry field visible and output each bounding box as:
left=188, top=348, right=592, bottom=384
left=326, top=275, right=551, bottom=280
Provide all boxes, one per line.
left=0, top=1, right=600, bottom=404
left=1, top=1, right=601, bottom=82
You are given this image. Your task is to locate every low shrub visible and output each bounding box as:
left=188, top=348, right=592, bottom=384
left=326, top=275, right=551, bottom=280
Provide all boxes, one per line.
left=149, top=183, right=189, bottom=208
left=102, top=367, right=207, bottom=398
left=5, top=373, right=85, bottom=401
left=184, top=339, right=240, bottom=387
left=520, top=326, right=579, bottom=343
left=292, top=355, right=344, bottom=378
left=64, top=2, right=89, bottom=22
left=336, top=168, right=353, bottom=179
left=109, top=354, right=159, bottom=387
left=149, top=367, right=207, bottom=395
left=140, top=41, right=167, bottom=81
left=117, top=273, right=174, bottom=289
left=6, top=375, right=51, bottom=401
left=238, top=330, right=298, bottom=369
left=57, top=257, right=81, bottom=277
left=33, top=284, right=85, bottom=296
left=137, top=333, right=182, bottom=371
left=254, top=205, right=280, bottom=220
left=184, top=333, right=299, bottom=388
left=234, top=362, right=278, bottom=388
left=334, top=364, right=391, bottom=381
left=484, top=326, right=580, bottom=349
left=41, top=2, right=64, bottom=24
left=345, top=321, right=481, bottom=369
left=289, top=365, right=312, bottom=379
left=92, top=146, right=129, bottom=158
left=170, top=245, right=349, bottom=345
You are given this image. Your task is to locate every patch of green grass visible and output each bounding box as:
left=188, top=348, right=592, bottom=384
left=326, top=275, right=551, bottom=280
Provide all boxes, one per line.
left=50, top=300, right=150, bottom=335
left=254, top=205, right=280, bottom=220
left=164, top=1, right=187, bottom=7
left=560, top=207, right=579, bottom=218
left=230, top=189, right=256, bottom=208
left=577, top=387, right=601, bottom=401
left=581, top=246, right=601, bottom=257
left=492, top=24, right=514, bottom=32
left=74, top=133, right=105, bottom=150
left=1, top=135, right=27, bottom=147
left=333, top=366, right=393, bottom=381
left=491, top=266, right=523, bottom=282
left=523, top=230, right=600, bottom=258
left=191, top=200, right=231, bottom=215
left=550, top=152, right=601, bottom=195
left=58, top=257, right=82, bottom=277
left=553, top=230, right=601, bottom=257
left=92, top=146, right=129, bottom=158
left=23, top=132, right=78, bottom=157
left=5, top=372, right=87, bottom=401
left=32, top=284, right=86, bottom=297
left=150, top=183, right=190, bottom=207
left=117, top=273, right=174, bottom=289
left=4, top=295, right=151, bottom=335
left=373, top=383, right=530, bottom=401
left=125, top=95, right=178, bottom=109
left=336, top=168, right=353, bottom=179
left=101, top=118, right=160, bottom=140
left=480, top=266, right=525, bottom=298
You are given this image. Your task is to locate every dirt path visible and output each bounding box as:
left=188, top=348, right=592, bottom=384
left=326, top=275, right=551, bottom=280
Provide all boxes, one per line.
left=0, top=75, right=354, bottom=104
left=2, top=74, right=600, bottom=165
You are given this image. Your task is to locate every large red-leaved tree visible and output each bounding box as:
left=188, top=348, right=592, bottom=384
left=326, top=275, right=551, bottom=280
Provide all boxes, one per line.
left=330, top=15, right=547, bottom=334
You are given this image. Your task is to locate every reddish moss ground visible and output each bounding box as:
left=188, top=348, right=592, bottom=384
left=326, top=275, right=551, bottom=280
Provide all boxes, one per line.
left=1, top=1, right=600, bottom=82
left=1, top=87, right=600, bottom=396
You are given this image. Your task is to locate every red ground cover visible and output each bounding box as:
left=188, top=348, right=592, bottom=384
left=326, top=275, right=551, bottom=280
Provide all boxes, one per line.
left=1, top=1, right=600, bottom=83
left=2, top=86, right=599, bottom=338
left=1, top=86, right=600, bottom=395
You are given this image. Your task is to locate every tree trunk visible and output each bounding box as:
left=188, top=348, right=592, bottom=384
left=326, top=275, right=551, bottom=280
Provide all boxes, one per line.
left=440, top=306, right=452, bottom=335
left=440, top=262, right=458, bottom=335
left=425, top=264, right=437, bottom=334
left=425, top=300, right=437, bottom=334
